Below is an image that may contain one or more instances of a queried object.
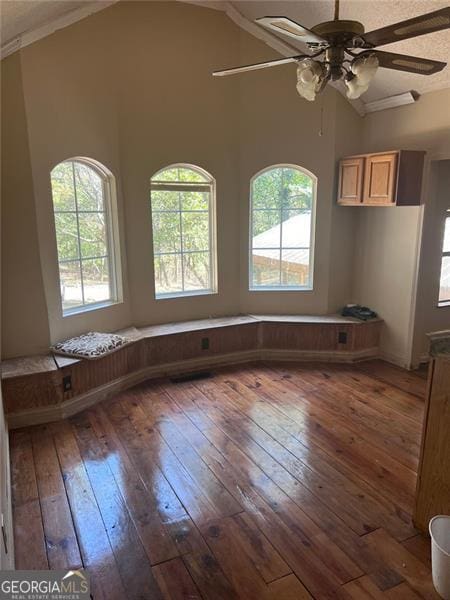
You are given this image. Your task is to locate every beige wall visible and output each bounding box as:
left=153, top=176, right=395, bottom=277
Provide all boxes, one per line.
left=413, top=159, right=450, bottom=363
left=18, top=3, right=132, bottom=347
left=2, top=1, right=449, bottom=366
left=353, top=89, right=450, bottom=366
left=329, top=92, right=362, bottom=312
left=1, top=53, right=51, bottom=357
left=1, top=1, right=361, bottom=359
left=352, top=207, right=424, bottom=365
left=237, top=30, right=359, bottom=315
left=2, top=1, right=243, bottom=358
left=114, top=2, right=242, bottom=326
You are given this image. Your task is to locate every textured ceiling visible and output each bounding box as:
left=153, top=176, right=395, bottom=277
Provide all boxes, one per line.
left=0, top=1, right=93, bottom=44
left=231, top=0, right=450, bottom=102
left=1, top=0, right=449, bottom=103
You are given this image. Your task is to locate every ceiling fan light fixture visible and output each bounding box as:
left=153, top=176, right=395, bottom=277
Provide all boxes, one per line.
left=351, top=53, right=379, bottom=84
left=344, top=74, right=368, bottom=99
left=296, top=59, right=326, bottom=101
left=344, top=53, right=379, bottom=98
left=214, top=7, right=450, bottom=102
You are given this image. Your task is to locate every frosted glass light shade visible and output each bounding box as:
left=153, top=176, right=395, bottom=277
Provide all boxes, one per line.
left=345, top=77, right=369, bottom=99
left=296, top=59, right=325, bottom=102
left=345, top=54, right=379, bottom=99
left=351, top=54, right=379, bottom=84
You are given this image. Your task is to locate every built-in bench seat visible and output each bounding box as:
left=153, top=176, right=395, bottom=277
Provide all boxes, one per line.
left=1, top=314, right=382, bottom=427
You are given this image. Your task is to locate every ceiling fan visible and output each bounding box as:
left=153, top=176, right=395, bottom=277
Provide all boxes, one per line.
left=213, top=1, right=450, bottom=101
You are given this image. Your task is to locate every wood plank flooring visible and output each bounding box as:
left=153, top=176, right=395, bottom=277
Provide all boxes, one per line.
left=10, top=360, right=437, bottom=599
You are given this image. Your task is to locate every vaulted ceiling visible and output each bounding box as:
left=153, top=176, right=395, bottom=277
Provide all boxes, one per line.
left=1, top=0, right=449, bottom=107
left=1, top=0, right=88, bottom=43
left=231, top=0, right=450, bottom=102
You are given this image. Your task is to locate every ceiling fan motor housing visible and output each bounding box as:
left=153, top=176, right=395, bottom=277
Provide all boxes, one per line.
left=325, top=46, right=345, bottom=80
left=310, top=20, right=366, bottom=47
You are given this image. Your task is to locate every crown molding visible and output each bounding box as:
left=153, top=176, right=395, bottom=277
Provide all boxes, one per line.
left=364, top=91, right=417, bottom=113
left=177, top=0, right=226, bottom=10
left=1, top=1, right=118, bottom=60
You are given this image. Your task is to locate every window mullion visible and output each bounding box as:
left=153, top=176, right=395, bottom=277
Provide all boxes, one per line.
left=72, top=162, right=85, bottom=305
left=178, top=191, right=185, bottom=292
left=279, top=168, right=284, bottom=286
left=59, top=254, right=108, bottom=264
left=208, top=190, right=212, bottom=289
left=249, top=166, right=315, bottom=291
left=151, top=166, right=215, bottom=297
left=102, top=177, right=115, bottom=302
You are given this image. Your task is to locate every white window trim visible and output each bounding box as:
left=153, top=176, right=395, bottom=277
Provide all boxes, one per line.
left=150, top=163, right=218, bottom=300
left=51, top=157, right=123, bottom=317
left=248, top=163, right=317, bottom=292
left=438, top=209, right=450, bottom=308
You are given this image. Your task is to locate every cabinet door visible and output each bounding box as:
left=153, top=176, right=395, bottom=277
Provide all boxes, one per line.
left=363, top=153, right=398, bottom=205
left=337, top=157, right=364, bottom=205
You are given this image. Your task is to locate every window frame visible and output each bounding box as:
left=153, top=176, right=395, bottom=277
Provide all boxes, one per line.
left=50, top=157, right=123, bottom=317
left=150, top=163, right=217, bottom=299
left=438, top=208, right=450, bottom=307
left=248, top=163, right=317, bottom=292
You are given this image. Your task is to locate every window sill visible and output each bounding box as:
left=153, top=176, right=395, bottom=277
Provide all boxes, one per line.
left=63, top=300, right=122, bottom=317
left=155, top=289, right=218, bottom=300
left=249, top=286, right=314, bottom=292
left=437, top=301, right=450, bottom=308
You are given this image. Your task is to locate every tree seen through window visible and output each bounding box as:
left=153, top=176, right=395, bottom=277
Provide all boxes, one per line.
left=51, top=159, right=116, bottom=313
left=250, top=165, right=315, bottom=289
left=150, top=165, right=216, bottom=297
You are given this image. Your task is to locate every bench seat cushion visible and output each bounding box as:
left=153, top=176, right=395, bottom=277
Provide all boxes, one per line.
left=52, top=331, right=130, bottom=360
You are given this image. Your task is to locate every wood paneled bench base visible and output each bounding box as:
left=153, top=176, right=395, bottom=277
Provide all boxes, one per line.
left=2, top=314, right=382, bottom=428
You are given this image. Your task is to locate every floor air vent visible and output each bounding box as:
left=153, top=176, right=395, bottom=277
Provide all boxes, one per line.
left=170, top=371, right=213, bottom=384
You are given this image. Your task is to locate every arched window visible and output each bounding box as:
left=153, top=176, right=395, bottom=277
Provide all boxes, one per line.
left=249, top=165, right=316, bottom=290
left=50, top=158, right=121, bottom=314
left=439, top=209, right=450, bottom=306
left=150, top=164, right=217, bottom=298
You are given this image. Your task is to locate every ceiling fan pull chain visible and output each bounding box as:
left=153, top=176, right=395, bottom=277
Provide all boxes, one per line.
left=319, top=103, right=324, bottom=137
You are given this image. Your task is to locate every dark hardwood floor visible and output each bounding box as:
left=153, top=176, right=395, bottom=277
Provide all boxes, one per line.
left=10, top=360, right=437, bottom=599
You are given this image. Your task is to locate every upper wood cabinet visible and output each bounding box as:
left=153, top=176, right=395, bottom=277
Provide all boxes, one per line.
left=337, top=157, right=365, bottom=205
left=337, top=150, right=425, bottom=206
left=363, top=153, right=398, bottom=205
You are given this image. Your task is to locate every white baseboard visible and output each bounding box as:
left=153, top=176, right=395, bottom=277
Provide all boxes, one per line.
left=7, top=350, right=259, bottom=428
left=7, top=347, right=379, bottom=429
left=378, top=350, right=411, bottom=369
left=263, top=347, right=379, bottom=363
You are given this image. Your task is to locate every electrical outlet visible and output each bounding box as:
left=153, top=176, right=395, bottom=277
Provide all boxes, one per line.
left=201, top=337, right=209, bottom=350
left=63, top=375, right=72, bottom=392
left=338, top=331, right=347, bottom=344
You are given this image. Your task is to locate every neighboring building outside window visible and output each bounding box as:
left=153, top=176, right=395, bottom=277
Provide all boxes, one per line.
left=249, top=165, right=316, bottom=290
left=439, top=209, right=450, bottom=305
left=50, top=158, right=121, bottom=315
left=150, top=164, right=217, bottom=298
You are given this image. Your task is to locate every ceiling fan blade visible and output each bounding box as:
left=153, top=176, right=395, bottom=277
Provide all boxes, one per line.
left=256, top=16, right=327, bottom=45
left=373, top=50, right=447, bottom=75
left=363, top=7, right=450, bottom=47
left=213, top=55, right=303, bottom=77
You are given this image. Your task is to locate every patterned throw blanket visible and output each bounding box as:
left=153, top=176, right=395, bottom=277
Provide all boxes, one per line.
left=52, top=331, right=130, bottom=359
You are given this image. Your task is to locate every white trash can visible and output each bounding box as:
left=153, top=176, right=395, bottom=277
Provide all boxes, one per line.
left=430, top=515, right=450, bottom=599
